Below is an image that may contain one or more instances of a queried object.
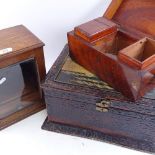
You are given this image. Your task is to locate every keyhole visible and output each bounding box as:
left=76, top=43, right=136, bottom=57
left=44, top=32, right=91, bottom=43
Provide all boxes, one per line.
left=0, top=77, right=6, bottom=85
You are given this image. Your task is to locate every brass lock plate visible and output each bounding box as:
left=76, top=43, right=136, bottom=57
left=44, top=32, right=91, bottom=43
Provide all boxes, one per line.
left=96, top=100, right=110, bottom=112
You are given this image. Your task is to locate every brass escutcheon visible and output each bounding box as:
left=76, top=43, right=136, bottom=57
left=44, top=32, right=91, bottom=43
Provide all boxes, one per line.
left=96, top=100, right=110, bottom=112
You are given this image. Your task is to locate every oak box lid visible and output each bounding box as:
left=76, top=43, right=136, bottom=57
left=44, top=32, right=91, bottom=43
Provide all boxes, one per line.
left=104, top=0, right=155, bottom=39
left=0, top=25, right=44, bottom=57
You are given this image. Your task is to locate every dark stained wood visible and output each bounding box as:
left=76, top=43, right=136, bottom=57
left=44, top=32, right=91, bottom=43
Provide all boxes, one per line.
left=68, top=0, right=155, bottom=101
left=0, top=25, right=46, bottom=130
left=42, top=119, right=154, bottom=153
left=42, top=45, right=155, bottom=153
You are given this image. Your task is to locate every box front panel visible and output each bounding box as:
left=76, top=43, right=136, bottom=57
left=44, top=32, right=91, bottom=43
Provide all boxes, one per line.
left=45, top=95, right=155, bottom=152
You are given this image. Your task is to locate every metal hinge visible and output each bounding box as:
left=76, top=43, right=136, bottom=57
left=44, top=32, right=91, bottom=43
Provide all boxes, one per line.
left=96, top=100, right=110, bottom=112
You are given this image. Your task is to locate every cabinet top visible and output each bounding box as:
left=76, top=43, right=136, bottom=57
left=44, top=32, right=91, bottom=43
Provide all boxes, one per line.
left=0, top=25, right=44, bottom=56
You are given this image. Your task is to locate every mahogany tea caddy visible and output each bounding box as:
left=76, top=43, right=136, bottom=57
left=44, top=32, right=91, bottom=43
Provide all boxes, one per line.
left=68, top=0, right=155, bottom=101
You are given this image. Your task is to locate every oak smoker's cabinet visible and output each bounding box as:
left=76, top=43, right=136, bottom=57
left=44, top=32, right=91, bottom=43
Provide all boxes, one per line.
left=0, top=25, right=46, bottom=130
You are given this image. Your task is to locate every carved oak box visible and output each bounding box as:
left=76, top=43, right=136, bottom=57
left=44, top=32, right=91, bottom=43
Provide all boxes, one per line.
left=68, top=0, right=155, bottom=101
left=0, top=25, right=46, bottom=130
left=42, top=45, right=155, bottom=153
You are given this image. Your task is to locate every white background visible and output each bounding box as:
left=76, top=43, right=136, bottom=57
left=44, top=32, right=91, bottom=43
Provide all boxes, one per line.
left=0, top=0, right=149, bottom=155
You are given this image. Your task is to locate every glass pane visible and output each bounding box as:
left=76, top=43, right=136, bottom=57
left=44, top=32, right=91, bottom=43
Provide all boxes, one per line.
left=0, top=59, right=41, bottom=119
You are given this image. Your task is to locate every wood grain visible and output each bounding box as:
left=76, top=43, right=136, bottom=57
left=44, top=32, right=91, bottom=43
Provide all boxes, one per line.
left=68, top=0, right=155, bottom=100
left=0, top=25, right=46, bottom=130
left=42, top=45, right=155, bottom=153
left=74, top=17, right=117, bottom=42
left=104, top=0, right=123, bottom=19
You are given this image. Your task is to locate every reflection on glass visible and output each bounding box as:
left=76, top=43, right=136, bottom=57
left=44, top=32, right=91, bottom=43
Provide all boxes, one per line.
left=0, top=59, right=41, bottom=119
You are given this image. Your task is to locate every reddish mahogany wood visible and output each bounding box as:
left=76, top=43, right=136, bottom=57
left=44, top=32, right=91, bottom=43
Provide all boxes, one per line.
left=119, top=38, right=155, bottom=69
left=111, top=0, right=155, bottom=37
left=68, top=0, right=155, bottom=101
left=75, top=17, right=117, bottom=42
